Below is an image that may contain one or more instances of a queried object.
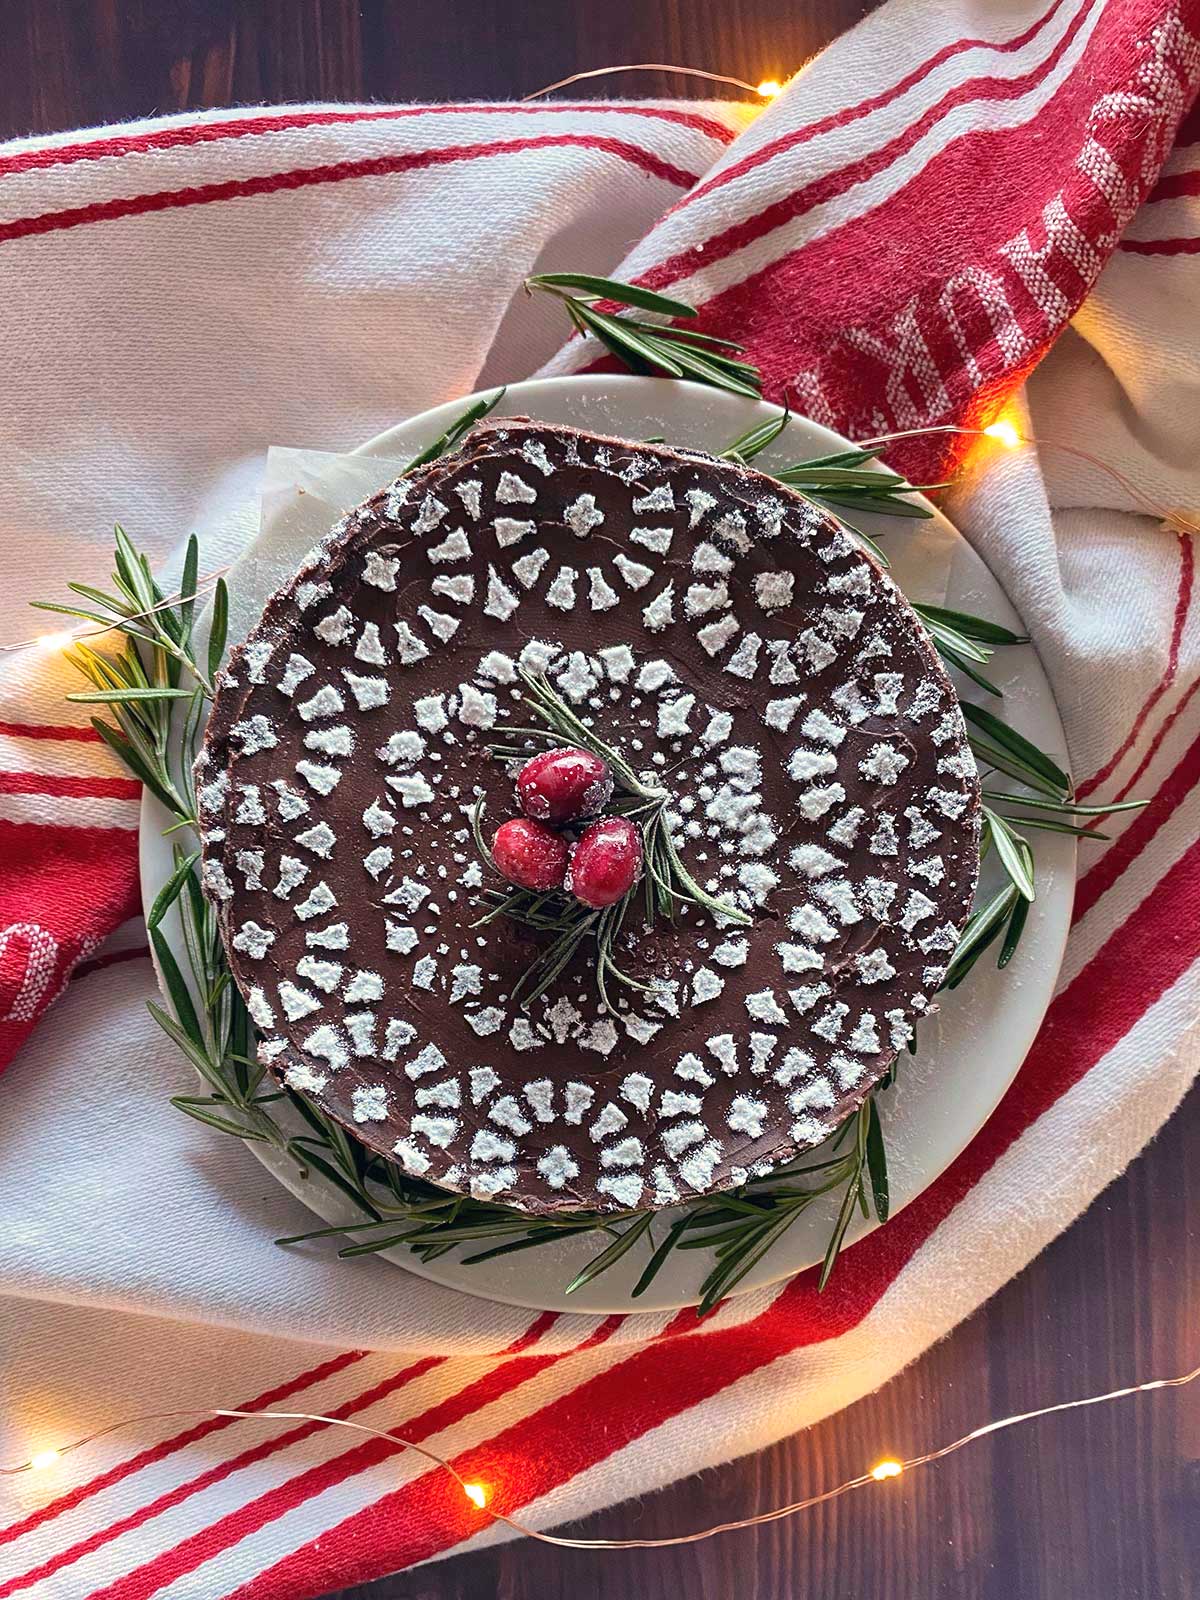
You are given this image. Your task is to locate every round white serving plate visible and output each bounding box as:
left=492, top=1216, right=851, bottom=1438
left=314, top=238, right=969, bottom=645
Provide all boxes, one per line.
left=141, top=375, right=1074, bottom=1315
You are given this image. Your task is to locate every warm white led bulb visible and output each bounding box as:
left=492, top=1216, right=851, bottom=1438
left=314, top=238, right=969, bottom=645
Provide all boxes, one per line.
left=983, top=419, right=1021, bottom=449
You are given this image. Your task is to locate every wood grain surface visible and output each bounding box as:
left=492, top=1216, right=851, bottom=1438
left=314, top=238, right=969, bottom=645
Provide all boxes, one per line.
left=3, top=3, right=1197, bottom=1597
left=0, top=0, right=872, bottom=140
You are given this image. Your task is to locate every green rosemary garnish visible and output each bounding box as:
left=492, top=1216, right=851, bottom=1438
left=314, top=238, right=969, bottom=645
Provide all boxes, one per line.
left=468, top=816, right=651, bottom=1011
left=936, top=649, right=1143, bottom=982
left=912, top=603, right=1028, bottom=698
left=508, top=669, right=667, bottom=800
left=720, top=407, right=942, bottom=567
left=399, top=386, right=506, bottom=476
left=510, top=679, right=746, bottom=927
left=527, top=272, right=763, bottom=399
left=30, top=528, right=217, bottom=823
left=473, top=670, right=751, bottom=1009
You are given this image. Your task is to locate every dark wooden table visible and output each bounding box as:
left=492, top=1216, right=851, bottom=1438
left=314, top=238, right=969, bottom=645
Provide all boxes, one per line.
left=5, top=3, right=1197, bottom=1597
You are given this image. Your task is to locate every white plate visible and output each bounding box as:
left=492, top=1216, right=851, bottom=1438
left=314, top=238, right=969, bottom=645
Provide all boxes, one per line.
left=141, top=376, right=1074, bottom=1315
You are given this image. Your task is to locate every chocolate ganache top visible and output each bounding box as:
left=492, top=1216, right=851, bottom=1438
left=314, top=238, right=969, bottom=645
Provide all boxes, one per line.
left=195, top=419, right=981, bottom=1215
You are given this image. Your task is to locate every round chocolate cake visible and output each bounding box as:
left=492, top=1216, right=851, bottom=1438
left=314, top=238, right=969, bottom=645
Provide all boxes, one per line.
left=195, top=419, right=981, bottom=1214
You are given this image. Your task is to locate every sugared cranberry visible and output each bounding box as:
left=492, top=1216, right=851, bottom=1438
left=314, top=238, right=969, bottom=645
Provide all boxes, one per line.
left=491, top=818, right=569, bottom=892
left=567, top=816, right=643, bottom=908
left=516, top=746, right=613, bottom=825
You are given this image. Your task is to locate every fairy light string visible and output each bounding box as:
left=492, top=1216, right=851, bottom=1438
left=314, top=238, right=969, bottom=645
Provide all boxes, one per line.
left=521, top=63, right=786, bottom=102
left=4, top=1359, right=1197, bottom=1549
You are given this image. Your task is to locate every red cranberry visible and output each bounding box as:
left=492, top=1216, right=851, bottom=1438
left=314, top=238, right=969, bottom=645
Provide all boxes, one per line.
left=516, top=746, right=613, bottom=825
left=567, top=816, right=643, bottom=908
left=491, top=817, right=569, bottom=892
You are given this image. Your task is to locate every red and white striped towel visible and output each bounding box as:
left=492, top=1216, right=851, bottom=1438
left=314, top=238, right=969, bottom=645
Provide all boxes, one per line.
left=2, top=1, right=1199, bottom=1593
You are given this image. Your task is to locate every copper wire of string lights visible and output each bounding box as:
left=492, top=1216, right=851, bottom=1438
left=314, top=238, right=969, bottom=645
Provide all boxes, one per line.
left=4, top=1360, right=1198, bottom=1548
left=858, top=419, right=1200, bottom=535
left=521, top=64, right=785, bottom=102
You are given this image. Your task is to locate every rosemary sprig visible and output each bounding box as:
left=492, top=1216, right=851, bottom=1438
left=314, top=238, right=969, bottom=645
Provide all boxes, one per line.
left=664, top=1094, right=888, bottom=1309
left=400, top=387, right=506, bottom=476
left=913, top=602, right=1028, bottom=697
left=924, top=636, right=1143, bottom=975
left=470, top=845, right=652, bottom=1012
left=515, top=669, right=665, bottom=801
left=32, top=530, right=216, bottom=821
left=720, top=409, right=939, bottom=568
left=473, top=670, right=750, bottom=1008
left=719, top=409, right=794, bottom=464
left=32, top=526, right=221, bottom=703
left=527, top=272, right=763, bottom=400
left=959, top=764, right=1141, bottom=976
